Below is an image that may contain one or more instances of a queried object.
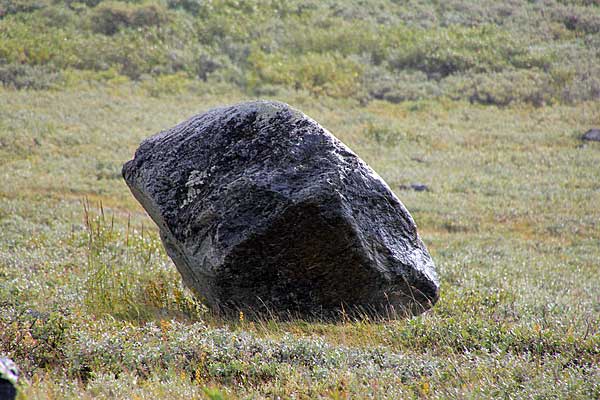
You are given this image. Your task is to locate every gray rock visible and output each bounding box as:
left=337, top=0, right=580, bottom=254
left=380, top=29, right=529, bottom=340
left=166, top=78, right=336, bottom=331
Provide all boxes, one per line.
left=411, top=184, right=429, bottom=192
left=0, top=357, right=18, bottom=400
left=400, top=183, right=430, bottom=192
left=122, top=101, right=439, bottom=318
left=582, top=128, right=600, bottom=142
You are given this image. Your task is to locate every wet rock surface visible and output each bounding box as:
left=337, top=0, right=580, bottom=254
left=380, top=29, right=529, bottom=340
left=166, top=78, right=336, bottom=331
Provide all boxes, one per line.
left=123, top=101, right=439, bottom=318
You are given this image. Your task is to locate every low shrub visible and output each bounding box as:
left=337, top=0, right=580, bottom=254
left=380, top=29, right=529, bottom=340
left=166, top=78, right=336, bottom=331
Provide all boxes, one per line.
left=60, top=0, right=102, bottom=8
left=0, top=19, right=84, bottom=67
left=363, top=121, right=406, bottom=146
left=166, top=0, right=203, bottom=15
left=129, top=2, right=168, bottom=28
left=74, top=30, right=171, bottom=78
left=444, top=68, right=558, bottom=106
left=560, top=64, right=600, bottom=103
left=196, top=51, right=225, bottom=81
left=89, top=1, right=169, bottom=35
left=384, top=25, right=553, bottom=78
left=39, top=4, right=77, bottom=27
left=0, top=0, right=597, bottom=106
left=247, top=50, right=363, bottom=98
left=365, top=67, right=441, bottom=103
left=142, top=71, right=192, bottom=97
left=89, top=1, right=130, bottom=35
left=554, top=5, right=600, bottom=34
left=0, top=0, right=49, bottom=16
left=0, top=63, right=62, bottom=89
left=281, top=18, right=381, bottom=58
left=0, top=304, right=72, bottom=373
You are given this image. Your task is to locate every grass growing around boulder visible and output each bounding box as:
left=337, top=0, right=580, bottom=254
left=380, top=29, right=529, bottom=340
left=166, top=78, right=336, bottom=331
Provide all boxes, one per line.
left=0, top=85, right=598, bottom=398
left=1, top=0, right=600, bottom=398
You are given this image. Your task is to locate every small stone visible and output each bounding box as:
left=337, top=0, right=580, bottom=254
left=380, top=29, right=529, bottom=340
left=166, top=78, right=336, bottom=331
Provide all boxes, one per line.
left=582, top=128, right=600, bottom=142
left=399, top=183, right=429, bottom=192
left=123, top=101, right=439, bottom=318
left=410, top=183, right=429, bottom=192
left=0, top=357, right=18, bottom=400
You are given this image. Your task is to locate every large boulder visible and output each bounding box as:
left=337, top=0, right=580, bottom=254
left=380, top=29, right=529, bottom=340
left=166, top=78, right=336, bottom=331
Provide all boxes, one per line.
left=123, top=101, right=439, bottom=318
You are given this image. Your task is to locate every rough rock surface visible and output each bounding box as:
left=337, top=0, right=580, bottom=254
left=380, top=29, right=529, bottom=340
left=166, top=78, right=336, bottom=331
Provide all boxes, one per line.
left=123, top=101, right=439, bottom=318
left=582, top=128, right=600, bottom=142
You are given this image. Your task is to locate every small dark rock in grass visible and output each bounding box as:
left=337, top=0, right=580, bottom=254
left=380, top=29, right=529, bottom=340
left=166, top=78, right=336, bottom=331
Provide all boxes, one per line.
left=400, top=183, right=430, bottom=192
left=582, top=128, right=600, bottom=142
left=122, top=101, right=439, bottom=319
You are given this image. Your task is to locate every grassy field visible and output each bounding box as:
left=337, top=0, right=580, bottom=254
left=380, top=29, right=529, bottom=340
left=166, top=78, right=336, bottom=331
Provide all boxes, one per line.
left=1, top=84, right=598, bottom=398
left=1, top=0, right=600, bottom=398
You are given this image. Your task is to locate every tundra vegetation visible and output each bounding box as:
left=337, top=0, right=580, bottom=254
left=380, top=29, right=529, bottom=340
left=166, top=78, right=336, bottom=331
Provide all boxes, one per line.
left=1, top=0, right=599, bottom=398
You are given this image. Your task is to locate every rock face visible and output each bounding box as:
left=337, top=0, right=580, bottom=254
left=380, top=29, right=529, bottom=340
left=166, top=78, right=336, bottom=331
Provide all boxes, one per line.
left=123, top=101, right=439, bottom=318
left=582, top=128, right=600, bottom=142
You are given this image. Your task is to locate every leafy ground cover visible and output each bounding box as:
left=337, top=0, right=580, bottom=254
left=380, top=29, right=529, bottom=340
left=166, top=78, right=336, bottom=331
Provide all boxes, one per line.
left=1, top=0, right=600, bottom=398
left=1, top=0, right=600, bottom=105
left=1, top=85, right=598, bottom=398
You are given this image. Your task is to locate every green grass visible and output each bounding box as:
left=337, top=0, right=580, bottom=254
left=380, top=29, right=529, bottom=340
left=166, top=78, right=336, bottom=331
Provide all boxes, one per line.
left=0, top=83, right=598, bottom=398
left=1, top=0, right=600, bottom=104
left=1, top=0, right=599, bottom=397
